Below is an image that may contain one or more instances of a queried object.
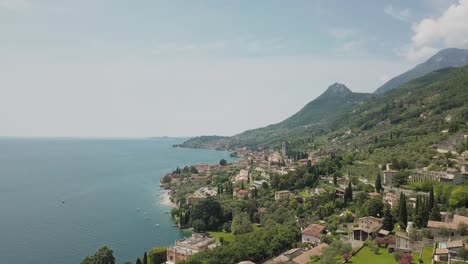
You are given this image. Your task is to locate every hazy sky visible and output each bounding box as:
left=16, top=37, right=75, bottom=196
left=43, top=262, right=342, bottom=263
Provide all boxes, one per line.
left=1, top=0, right=467, bottom=137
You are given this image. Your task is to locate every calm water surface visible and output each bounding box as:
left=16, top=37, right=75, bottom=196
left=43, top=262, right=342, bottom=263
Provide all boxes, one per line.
left=0, top=138, right=234, bottom=264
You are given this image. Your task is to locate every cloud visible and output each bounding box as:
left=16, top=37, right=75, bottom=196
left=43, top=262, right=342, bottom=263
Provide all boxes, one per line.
left=404, top=0, right=468, bottom=62
left=0, top=0, right=30, bottom=9
left=384, top=5, right=411, bottom=21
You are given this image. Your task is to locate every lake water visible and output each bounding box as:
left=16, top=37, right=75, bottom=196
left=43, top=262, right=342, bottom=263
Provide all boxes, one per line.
left=0, top=138, right=234, bottom=264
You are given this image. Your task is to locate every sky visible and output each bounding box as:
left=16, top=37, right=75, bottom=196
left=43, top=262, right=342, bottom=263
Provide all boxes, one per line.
left=1, top=0, right=468, bottom=137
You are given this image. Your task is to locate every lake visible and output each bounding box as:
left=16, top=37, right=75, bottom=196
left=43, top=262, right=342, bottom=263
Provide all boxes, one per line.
left=0, top=138, right=234, bottom=264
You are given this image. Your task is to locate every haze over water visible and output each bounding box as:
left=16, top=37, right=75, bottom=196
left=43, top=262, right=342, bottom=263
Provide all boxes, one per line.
left=0, top=138, right=234, bottom=264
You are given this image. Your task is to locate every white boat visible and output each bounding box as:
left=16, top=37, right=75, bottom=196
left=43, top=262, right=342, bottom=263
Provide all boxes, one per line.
left=155, top=224, right=160, bottom=227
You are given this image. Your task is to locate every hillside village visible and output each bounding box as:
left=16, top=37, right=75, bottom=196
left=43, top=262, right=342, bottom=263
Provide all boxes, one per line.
left=161, top=132, right=468, bottom=264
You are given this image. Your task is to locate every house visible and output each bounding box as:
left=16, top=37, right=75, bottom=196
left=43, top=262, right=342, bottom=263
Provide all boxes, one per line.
left=434, top=240, right=466, bottom=262
left=166, top=233, right=217, bottom=264
left=462, top=151, right=468, bottom=160
left=195, top=164, right=210, bottom=173
left=186, top=194, right=206, bottom=205
left=292, top=243, right=327, bottom=264
left=428, top=214, right=468, bottom=236
left=352, top=216, right=384, bottom=241
left=395, top=231, right=411, bottom=253
left=275, top=190, right=293, bottom=201
left=302, top=224, right=326, bottom=245
left=233, top=188, right=250, bottom=199
left=234, top=169, right=249, bottom=183
left=383, top=192, right=398, bottom=208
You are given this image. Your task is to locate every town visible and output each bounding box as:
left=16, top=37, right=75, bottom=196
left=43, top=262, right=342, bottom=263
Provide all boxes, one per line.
left=159, top=134, right=468, bottom=264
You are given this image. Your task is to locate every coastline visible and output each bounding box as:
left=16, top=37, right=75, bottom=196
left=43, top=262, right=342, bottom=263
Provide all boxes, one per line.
left=160, top=189, right=177, bottom=208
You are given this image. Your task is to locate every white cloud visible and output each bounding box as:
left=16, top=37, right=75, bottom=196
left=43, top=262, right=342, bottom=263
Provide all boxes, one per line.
left=0, top=0, right=30, bottom=9
left=405, top=0, right=468, bottom=62
left=384, top=5, right=411, bottom=21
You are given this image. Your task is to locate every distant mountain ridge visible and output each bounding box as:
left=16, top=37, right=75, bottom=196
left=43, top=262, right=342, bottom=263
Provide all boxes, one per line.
left=374, top=48, right=468, bottom=94
left=179, top=83, right=373, bottom=149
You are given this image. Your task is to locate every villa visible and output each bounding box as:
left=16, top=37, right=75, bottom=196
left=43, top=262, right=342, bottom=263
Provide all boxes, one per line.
left=302, top=224, right=326, bottom=245
left=351, top=216, right=384, bottom=241
left=166, top=233, right=217, bottom=264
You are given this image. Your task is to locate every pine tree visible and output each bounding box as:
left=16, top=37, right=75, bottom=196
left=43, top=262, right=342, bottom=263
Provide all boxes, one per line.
left=399, top=193, right=408, bottom=230
left=375, top=174, right=382, bottom=193
left=143, top=252, right=147, bottom=264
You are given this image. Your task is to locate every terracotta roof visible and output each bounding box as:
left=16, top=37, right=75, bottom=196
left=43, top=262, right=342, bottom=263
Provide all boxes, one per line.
left=378, top=229, right=390, bottom=236
left=302, top=224, right=326, bottom=237
left=396, top=231, right=410, bottom=240
left=293, top=244, right=327, bottom=264
left=435, top=248, right=448, bottom=255
left=446, top=240, right=464, bottom=249
left=428, top=220, right=456, bottom=230
left=453, top=215, right=468, bottom=225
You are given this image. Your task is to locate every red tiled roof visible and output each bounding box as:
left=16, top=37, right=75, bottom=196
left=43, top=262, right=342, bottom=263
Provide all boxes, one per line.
left=302, top=224, right=326, bottom=237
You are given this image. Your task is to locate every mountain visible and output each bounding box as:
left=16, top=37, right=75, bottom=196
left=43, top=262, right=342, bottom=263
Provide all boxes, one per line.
left=374, top=48, right=468, bottom=94
left=179, top=83, right=373, bottom=149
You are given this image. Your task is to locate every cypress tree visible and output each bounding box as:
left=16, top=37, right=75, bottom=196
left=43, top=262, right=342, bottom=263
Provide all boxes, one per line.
left=333, top=174, right=337, bottom=186
left=136, top=258, right=142, bottom=264
left=429, top=203, right=442, bottom=221
left=143, top=252, right=147, bottom=264
left=375, top=174, right=382, bottom=193
left=429, top=186, right=435, bottom=209
left=414, top=195, right=423, bottom=228
left=383, top=203, right=394, bottom=231
left=399, top=193, right=408, bottom=230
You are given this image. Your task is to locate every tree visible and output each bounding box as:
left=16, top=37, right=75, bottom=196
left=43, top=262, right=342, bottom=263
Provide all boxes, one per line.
left=192, top=219, right=207, bottom=232
left=148, top=247, right=166, bottom=264
left=136, top=259, right=142, bottom=264
left=333, top=174, right=337, bottom=186
left=399, top=193, right=408, bottom=230
left=429, top=203, right=442, bottom=221
left=143, top=252, right=147, bottom=264
left=231, top=212, right=253, bottom=235
left=383, top=203, right=394, bottom=231
left=81, top=246, right=115, bottom=264
left=428, top=186, right=434, bottom=209
left=191, top=198, right=223, bottom=231
left=365, top=198, right=384, bottom=217
left=344, top=182, right=353, bottom=204
left=375, top=174, right=382, bottom=193
left=219, top=159, right=227, bottom=166
left=457, top=247, right=468, bottom=261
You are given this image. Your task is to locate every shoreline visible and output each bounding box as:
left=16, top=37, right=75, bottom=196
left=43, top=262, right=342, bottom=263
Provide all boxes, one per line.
left=159, top=189, right=177, bottom=208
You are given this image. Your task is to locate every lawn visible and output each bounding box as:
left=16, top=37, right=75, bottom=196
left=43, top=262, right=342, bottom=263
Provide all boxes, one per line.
left=348, top=247, right=395, bottom=264
left=208, top=231, right=235, bottom=243
left=349, top=245, right=434, bottom=264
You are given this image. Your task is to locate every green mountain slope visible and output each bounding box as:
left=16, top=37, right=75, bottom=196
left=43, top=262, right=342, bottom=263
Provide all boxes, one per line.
left=374, top=48, right=468, bottom=94
left=324, top=66, right=468, bottom=167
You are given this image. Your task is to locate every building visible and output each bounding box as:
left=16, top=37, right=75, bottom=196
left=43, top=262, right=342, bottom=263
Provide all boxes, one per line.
left=166, top=233, right=217, bottom=264
left=460, top=161, right=468, bottom=175
left=352, top=216, right=384, bottom=241
left=383, top=192, right=398, bottom=208
left=409, top=169, right=464, bottom=185
left=275, top=190, right=293, bottom=201
left=395, top=231, right=411, bottom=253
left=383, top=170, right=397, bottom=186
left=302, top=224, right=326, bottom=245
left=233, top=188, right=250, bottom=199
left=191, top=174, right=208, bottom=183
left=234, top=169, right=249, bottom=183
left=335, top=188, right=345, bottom=200
left=186, top=194, right=206, bottom=205
left=428, top=214, right=468, bottom=236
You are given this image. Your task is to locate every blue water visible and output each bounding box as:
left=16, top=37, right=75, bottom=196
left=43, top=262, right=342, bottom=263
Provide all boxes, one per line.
left=0, top=138, right=234, bottom=264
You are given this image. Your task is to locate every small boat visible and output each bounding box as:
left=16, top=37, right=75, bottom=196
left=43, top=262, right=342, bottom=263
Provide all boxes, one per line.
left=143, top=212, right=147, bottom=215
left=155, top=224, right=160, bottom=227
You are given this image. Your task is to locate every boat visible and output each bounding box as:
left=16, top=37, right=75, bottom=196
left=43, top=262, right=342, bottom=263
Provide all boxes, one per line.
left=136, top=208, right=140, bottom=211
left=155, top=224, right=160, bottom=227
left=143, top=212, right=147, bottom=215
